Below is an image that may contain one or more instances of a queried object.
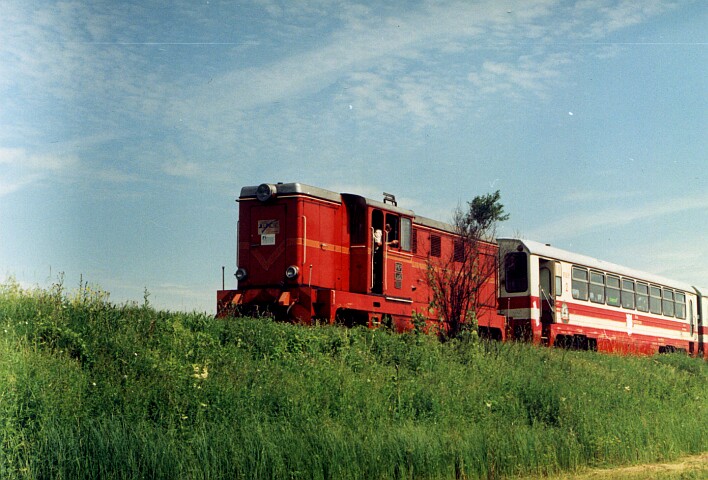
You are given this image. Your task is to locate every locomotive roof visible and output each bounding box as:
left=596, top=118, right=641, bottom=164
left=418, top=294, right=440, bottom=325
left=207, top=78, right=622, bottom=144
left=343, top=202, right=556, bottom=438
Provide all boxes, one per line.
left=240, top=182, right=343, bottom=203
left=240, top=182, right=456, bottom=231
left=240, top=182, right=493, bottom=238
left=499, top=238, right=695, bottom=293
left=341, top=192, right=457, bottom=234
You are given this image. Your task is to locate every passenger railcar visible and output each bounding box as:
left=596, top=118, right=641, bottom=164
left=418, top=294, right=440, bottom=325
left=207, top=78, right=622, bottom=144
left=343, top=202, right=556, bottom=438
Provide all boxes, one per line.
left=498, top=238, right=706, bottom=356
left=217, top=182, right=505, bottom=336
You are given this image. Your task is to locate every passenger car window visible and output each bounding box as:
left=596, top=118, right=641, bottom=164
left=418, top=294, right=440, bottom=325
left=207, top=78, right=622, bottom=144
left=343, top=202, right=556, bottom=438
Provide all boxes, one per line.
left=589, top=271, right=604, bottom=304
left=606, top=275, right=621, bottom=307
left=572, top=267, right=588, bottom=301
left=636, top=283, right=649, bottom=312
left=662, top=289, right=675, bottom=317
left=621, top=279, right=635, bottom=309
left=649, top=286, right=662, bottom=315
left=675, top=292, right=686, bottom=319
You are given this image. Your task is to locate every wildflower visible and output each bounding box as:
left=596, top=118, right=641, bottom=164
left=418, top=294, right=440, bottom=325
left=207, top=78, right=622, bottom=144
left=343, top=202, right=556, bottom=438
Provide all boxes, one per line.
left=624, top=386, right=630, bottom=391
left=192, top=364, right=208, bottom=380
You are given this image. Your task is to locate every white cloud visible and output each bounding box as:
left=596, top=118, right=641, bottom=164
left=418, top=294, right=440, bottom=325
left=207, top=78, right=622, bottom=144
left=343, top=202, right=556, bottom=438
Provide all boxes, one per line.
left=528, top=193, right=708, bottom=239
left=172, top=0, right=561, bottom=129
left=162, top=160, right=202, bottom=178
left=0, top=147, right=81, bottom=196
left=0, top=174, right=43, bottom=197
left=468, top=53, right=572, bottom=98
left=0, top=147, right=79, bottom=170
left=561, top=189, right=643, bottom=203
left=0, top=0, right=685, bottom=194
left=171, top=0, right=677, bottom=141
left=0, top=145, right=149, bottom=195
left=587, top=0, right=678, bottom=39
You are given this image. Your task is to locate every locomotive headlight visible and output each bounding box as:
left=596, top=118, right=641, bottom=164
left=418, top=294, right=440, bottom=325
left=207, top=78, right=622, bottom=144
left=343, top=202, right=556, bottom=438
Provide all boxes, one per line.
left=285, top=265, right=299, bottom=280
left=256, top=183, right=277, bottom=202
left=235, top=268, right=248, bottom=281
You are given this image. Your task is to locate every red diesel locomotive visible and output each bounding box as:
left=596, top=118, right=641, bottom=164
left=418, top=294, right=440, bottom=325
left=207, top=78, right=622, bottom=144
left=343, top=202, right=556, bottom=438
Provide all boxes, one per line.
left=216, top=182, right=505, bottom=337
left=217, top=182, right=706, bottom=357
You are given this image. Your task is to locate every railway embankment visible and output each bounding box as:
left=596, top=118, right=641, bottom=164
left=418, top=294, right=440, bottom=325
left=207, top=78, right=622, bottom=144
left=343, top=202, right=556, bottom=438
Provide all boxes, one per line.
left=1, top=278, right=706, bottom=479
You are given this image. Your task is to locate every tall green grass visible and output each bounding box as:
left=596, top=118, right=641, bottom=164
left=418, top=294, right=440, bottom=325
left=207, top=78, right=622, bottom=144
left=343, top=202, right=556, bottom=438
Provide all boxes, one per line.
left=1, top=278, right=706, bottom=479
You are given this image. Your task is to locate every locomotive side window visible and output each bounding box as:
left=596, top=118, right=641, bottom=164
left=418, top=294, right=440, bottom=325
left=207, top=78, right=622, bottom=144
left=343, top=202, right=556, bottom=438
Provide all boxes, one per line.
left=606, top=275, right=621, bottom=306
left=571, top=267, right=588, bottom=301
left=453, top=240, right=464, bottom=262
left=621, top=279, right=635, bottom=309
left=504, top=252, right=528, bottom=293
left=589, top=271, right=605, bottom=304
left=346, top=197, right=367, bottom=246
left=650, top=286, right=662, bottom=314
left=662, top=289, right=674, bottom=317
left=385, top=214, right=399, bottom=245
left=430, top=235, right=441, bottom=257
left=400, top=218, right=411, bottom=251
left=371, top=210, right=385, bottom=294
left=636, top=283, right=649, bottom=312
left=675, top=292, right=686, bottom=319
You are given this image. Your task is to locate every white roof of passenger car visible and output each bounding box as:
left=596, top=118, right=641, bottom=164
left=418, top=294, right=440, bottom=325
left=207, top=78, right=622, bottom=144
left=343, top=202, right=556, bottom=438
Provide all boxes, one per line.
left=498, top=238, right=695, bottom=293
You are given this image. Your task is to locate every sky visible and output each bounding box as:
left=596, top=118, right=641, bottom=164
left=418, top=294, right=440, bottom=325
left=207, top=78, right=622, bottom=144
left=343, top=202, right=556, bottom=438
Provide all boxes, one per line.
left=1, top=0, right=706, bottom=313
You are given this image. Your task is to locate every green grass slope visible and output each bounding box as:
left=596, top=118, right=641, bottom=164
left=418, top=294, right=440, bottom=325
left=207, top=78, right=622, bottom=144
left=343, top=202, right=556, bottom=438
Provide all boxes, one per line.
left=1, top=279, right=706, bottom=479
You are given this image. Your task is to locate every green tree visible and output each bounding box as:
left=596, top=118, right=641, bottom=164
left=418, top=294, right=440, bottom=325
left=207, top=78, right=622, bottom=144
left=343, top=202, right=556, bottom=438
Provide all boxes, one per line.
left=427, top=190, right=509, bottom=340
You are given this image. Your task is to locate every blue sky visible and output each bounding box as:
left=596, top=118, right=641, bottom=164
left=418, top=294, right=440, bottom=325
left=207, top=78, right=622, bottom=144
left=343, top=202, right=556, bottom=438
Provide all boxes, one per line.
left=1, top=0, right=706, bottom=313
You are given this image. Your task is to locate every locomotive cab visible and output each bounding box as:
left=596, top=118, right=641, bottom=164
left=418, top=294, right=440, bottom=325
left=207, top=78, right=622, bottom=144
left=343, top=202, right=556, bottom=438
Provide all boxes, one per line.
left=342, top=193, right=416, bottom=300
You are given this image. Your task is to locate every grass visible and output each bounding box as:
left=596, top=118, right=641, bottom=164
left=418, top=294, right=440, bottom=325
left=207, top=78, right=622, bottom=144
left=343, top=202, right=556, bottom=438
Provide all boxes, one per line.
left=0, top=277, right=706, bottom=479
left=524, top=453, right=708, bottom=479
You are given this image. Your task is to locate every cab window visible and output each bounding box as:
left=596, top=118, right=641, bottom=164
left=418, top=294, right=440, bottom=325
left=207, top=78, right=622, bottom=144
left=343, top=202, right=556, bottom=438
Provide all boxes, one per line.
left=399, top=218, right=411, bottom=251
left=385, top=213, right=399, bottom=245
left=504, top=252, right=528, bottom=293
